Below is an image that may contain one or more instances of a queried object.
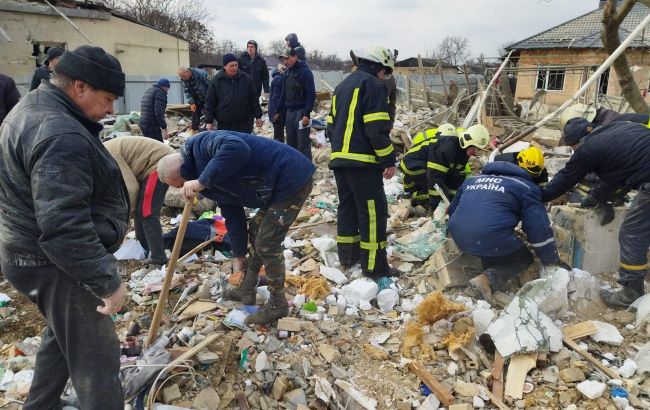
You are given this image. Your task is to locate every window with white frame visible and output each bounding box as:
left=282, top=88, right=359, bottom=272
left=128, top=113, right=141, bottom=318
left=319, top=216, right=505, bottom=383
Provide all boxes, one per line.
left=535, top=67, right=565, bottom=91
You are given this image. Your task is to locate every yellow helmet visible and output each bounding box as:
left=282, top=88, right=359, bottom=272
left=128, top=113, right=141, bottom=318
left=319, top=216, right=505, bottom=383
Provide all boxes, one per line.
left=459, top=124, right=489, bottom=150
left=437, top=123, right=457, bottom=137
left=559, top=103, right=597, bottom=130
left=517, top=146, right=545, bottom=176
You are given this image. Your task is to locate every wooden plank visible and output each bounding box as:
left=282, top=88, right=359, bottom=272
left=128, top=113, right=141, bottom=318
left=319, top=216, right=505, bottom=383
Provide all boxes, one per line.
left=406, top=75, right=412, bottom=109
left=504, top=353, right=537, bottom=400
left=438, top=59, right=449, bottom=103
left=178, top=238, right=213, bottom=263
left=178, top=299, right=219, bottom=320
left=563, top=337, right=620, bottom=379
left=486, top=390, right=511, bottom=410
left=491, top=352, right=505, bottom=401
left=408, top=361, right=454, bottom=406
left=562, top=321, right=598, bottom=341
left=417, top=54, right=430, bottom=107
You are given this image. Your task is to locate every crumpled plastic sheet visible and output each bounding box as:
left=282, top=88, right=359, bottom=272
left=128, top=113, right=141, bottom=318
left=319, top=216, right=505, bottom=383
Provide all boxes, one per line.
left=393, top=221, right=447, bottom=260
left=120, top=336, right=171, bottom=400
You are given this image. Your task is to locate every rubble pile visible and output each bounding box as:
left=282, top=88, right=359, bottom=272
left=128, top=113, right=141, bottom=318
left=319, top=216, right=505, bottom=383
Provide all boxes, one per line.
left=1, top=105, right=650, bottom=410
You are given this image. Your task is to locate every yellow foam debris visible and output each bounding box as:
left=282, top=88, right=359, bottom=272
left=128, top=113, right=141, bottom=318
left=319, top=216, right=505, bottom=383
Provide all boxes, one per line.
left=285, top=275, right=331, bottom=300
left=442, top=317, right=476, bottom=357
left=416, top=291, right=467, bottom=325
left=401, top=321, right=423, bottom=358
left=362, top=344, right=390, bottom=360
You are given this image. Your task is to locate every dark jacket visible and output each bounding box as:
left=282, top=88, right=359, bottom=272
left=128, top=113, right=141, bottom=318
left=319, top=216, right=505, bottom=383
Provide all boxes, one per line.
left=278, top=60, right=316, bottom=116
left=139, top=84, right=168, bottom=131
left=181, top=67, right=209, bottom=105
left=180, top=131, right=315, bottom=256
left=449, top=162, right=559, bottom=265
left=29, top=65, right=50, bottom=91
left=204, top=70, right=262, bottom=125
left=327, top=65, right=395, bottom=170
left=0, top=82, right=129, bottom=298
left=0, top=74, right=20, bottom=124
left=382, top=76, right=397, bottom=128
left=542, top=121, right=650, bottom=202
left=426, top=135, right=471, bottom=201
left=593, top=107, right=650, bottom=128
left=268, top=70, right=285, bottom=124
left=238, top=52, right=270, bottom=95
left=493, top=151, right=549, bottom=187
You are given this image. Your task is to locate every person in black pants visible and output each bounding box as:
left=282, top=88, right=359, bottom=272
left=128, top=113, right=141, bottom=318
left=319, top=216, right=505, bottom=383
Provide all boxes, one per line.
left=269, top=64, right=287, bottom=142
left=139, top=78, right=170, bottom=141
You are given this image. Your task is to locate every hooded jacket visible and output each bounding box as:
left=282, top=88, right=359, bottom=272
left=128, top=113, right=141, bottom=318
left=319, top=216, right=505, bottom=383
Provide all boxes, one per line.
left=449, top=162, right=559, bottom=265
left=180, top=131, right=315, bottom=256
left=0, top=81, right=129, bottom=298
left=238, top=50, right=270, bottom=95
left=139, top=84, right=168, bottom=132
left=204, top=69, right=262, bottom=125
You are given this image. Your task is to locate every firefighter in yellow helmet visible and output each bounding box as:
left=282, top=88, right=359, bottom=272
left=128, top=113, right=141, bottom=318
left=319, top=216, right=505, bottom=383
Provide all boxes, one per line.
left=327, top=47, right=396, bottom=278
left=494, top=146, right=549, bottom=187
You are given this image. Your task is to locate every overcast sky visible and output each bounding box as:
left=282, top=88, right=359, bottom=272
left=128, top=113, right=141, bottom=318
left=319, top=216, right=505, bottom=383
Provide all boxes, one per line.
left=204, top=0, right=599, bottom=60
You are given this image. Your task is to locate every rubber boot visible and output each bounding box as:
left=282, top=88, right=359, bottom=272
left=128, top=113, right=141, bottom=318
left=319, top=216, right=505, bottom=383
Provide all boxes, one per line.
left=600, top=280, right=644, bottom=309
left=223, top=271, right=258, bottom=305
left=245, top=288, right=289, bottom=326
left=467, top=273, right=495, bottom=305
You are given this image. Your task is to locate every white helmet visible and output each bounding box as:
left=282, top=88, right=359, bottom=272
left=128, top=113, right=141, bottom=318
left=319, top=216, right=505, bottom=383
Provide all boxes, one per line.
left=559, top=103, right=597, bottom=130
left=459, top=124, right=490, bottom=150
left=350, top=47, right=395, bottom=71
left=437, top=123, right=457, bottom=137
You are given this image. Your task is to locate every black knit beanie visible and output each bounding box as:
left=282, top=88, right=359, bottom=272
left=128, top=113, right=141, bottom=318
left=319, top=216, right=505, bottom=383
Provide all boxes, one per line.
left=55, top=45, right=125, bottom=97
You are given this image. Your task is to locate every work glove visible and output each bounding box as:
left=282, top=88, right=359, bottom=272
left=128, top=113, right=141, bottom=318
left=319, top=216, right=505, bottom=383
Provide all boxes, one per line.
left=190, top=103, right=197, bottom=112
left=595, top=202, right=615, bottom=226
left=558, top=260, right=572, bottom=271
left=579, top=194, right=599, bottom=209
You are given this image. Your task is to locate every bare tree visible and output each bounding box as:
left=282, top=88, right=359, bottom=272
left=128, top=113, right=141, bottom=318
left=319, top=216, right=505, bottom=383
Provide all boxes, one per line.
left=497, top=40, right=517, bottom=57
left=601, top=0, right=649, bottom=113
left=266, top=39, right=286, bottom=57
left=107, top=0, right=216, bottom=53
left=437, top=35, right=470, bottom=66
left=214, top=39, right=239, bottom=55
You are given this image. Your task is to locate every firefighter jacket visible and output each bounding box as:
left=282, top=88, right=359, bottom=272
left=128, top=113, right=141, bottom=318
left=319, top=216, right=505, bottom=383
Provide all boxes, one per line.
left=327, top=65, right=395, bottom=169
left=425, top=136, right=471, bottom=203
left=542, top=121, right=650, bottom=202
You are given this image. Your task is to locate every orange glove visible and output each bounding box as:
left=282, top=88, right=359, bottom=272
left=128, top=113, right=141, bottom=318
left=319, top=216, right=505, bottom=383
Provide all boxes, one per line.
left=190, top=103, right=197, bottom=112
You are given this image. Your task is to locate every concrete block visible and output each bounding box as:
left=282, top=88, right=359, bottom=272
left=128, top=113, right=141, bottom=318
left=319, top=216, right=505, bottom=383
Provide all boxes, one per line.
left=550, top=205, right=626, bottom=274
left=425, top=239, right=482, bottom=289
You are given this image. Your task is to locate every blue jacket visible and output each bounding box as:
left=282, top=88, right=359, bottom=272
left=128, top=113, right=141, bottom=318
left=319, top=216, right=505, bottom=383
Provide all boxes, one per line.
left=278, top=60, right=316, bottom=116
left=268, top=70, right=284, bottom=123
left=448, top=162, right=559, bottom=265
left=180, top=131, right=315, bottom=256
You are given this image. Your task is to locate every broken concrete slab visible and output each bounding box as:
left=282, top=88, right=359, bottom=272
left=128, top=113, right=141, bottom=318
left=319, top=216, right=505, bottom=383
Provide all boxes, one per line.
left=192, top=387, right=220, bottom=410
left=589, top=321, right=623, bottom=346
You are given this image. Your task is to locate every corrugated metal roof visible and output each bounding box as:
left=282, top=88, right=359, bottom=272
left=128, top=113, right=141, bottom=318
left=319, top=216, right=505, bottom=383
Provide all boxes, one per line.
left=507, top=3, right=650, bottom=50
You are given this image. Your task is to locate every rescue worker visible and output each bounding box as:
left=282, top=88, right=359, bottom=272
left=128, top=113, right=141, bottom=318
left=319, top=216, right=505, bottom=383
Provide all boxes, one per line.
left=493, top=146, right=549, bottom=187
left=400, top=124, right=458, bottom=206
left=156, top=131, right=315, bottom=325
left=105, top=137, right=174, bottom=266
left=426, top=124, right=490, bottom=210
left=559, top=103, right=650, bottom=130
left=448, top=161, right=561, bottom=303
left=178, top=66, right=209, bottom=133
left=327, top=47, right=396, bottom=278
left=542, top=118, right=650, bottom=308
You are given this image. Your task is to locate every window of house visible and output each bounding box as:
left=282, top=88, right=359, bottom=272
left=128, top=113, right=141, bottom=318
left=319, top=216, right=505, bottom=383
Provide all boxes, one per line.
left=535, top=67, right=565, bottom=91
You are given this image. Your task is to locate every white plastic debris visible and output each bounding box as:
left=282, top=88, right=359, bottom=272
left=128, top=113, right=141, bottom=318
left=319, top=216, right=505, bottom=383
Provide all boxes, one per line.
left=471, top=308, right=495, bottom=335
left=376, top=288, right=399, bottom=313
left=633, top=293, right=650, bottom=325
left=311, top=237, right=337, bottom=252
left=617, top=358, right=638, bottom=378
left=417, top=394, right=440, bottom=410
left=472, top=396, right=486, bottom=408
left=576, top=380, right=606, bottom=399
left=335, top=379, right=377, bottom=410
left=341, top=278, right=379, bottom=308
left=255, top=351, right=271, bottom=373
left=113, top=239, right=146, bottom=260
left=325, top=295, right=337, bottom=306
left=590, top=321, right=624, bottom=346
left=320, top=266, right=347, bottom=285
left=612, top=397, right=632, bottom=410
left=312, top=376, right=335, bottom=403
left=0, top=293, right=11, bottom=304
left=447, top=361, right=459, bottom=376
left=292, top=294, right=306, bottom=309
left=634, top=342, right=650, bottom=374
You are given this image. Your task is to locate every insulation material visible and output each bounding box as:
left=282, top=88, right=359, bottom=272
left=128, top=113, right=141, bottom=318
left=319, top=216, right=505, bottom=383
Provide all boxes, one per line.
left=401, top=321, right=435, bottom=362
left=362, top=344, right=391, bottom=360
left=285, top=275, right=331, bottom=300
left=442, top=317, right=476, bottom=360
left=416, top=291, right=467, bottom=325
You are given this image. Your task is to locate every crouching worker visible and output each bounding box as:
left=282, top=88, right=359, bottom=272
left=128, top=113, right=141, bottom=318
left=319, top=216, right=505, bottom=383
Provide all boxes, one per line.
left=448, top=161, right=561, bottom=303
left=105, top=136, right=175, bottom=266
left=157, top=131, right=315, bottom=325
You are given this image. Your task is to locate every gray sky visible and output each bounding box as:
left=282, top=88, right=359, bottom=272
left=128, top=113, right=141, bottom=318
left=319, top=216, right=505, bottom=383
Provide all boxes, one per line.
left=204, top=0, right=599, bottom=60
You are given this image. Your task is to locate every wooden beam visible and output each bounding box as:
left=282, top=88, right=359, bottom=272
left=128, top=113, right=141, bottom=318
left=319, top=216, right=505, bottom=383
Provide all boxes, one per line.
left=491, top=352, right=505, bottom=402
left=504, top=353, right=537, bottom=400
left=562, top=321, right=598, bottom=341
left=408, top=362, right=454, bottom=406
left=417, top=55, right=430, bottom=107
left=178, top=238, right=213, bottom=263
left=563, top=338, right=620, bottom=379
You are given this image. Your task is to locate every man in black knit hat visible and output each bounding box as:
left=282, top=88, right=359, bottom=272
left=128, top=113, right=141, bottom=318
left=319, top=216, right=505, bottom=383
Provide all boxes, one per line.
left=0, top=45, right=129, bottom=409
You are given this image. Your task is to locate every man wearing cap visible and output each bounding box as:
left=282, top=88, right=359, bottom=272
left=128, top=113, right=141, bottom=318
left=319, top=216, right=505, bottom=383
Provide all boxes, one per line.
left=29, top=46, right=64, bottom=91
left=204, top=53, right=263, bottom=133
left=178, top=66, right=209, bottom=133
left=542, top=118, right=650, bottom=309
left=238, top=40, right=270, bottom=98
left=0, top=45, right=129, bottom=408
left=277, top=47, right=315, bottom=160
left=140, top=78, right=170, bottom=141
left=285, top=33, right=307, bottom=61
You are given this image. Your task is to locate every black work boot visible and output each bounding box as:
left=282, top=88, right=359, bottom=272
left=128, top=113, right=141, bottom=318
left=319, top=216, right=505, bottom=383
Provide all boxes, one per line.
left=467, top=273, right=496, bottom=305
left=223, top=271, right=258, bottom=305
left=245, top=288, right=289, bottom=326
left=600, top=280, right=644, bottom=309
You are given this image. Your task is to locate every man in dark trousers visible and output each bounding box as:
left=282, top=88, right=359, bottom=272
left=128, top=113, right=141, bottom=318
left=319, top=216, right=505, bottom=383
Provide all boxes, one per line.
left=178, top=65, right=209, bottom=133
left=449, top=161, right=561, bottom=303
left=0, top=45, right=129, bottom=409
left=278, top=47, right=315, bottom=160
left=139, top=78, right=170, bottom=141
left=105, top=137, right=174, bottom=266
left=238, top=40, right=270, bottom=98
left=205, top=53, right=263, bottom=133
left=157, top=131, right=315, bottom=325
left=542, top=118, right=650, bottom=309
left=29, top=47, right=64, bottom=91
left=269, top=64, right=287, bottom=142
left=327, top=47, right=396, bottom=278
left=0, top=73, right=20, bottom=125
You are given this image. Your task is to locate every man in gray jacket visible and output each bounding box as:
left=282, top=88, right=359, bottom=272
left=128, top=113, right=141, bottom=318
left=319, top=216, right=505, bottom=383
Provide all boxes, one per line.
left=0, top=46, right=129, bottom=409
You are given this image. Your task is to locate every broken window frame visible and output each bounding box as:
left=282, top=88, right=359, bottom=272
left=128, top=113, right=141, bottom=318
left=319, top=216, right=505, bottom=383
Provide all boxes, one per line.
left=535, top=67, right=565, bottom=91
left=31, top=41, right=67, bottom=68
